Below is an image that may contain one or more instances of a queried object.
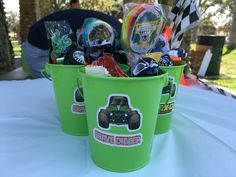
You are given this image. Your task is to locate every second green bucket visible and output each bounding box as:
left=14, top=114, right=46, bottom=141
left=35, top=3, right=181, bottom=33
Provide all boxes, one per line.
left=155, top=61, right=185, bottom=134
left=79, top=67, right=168, bottom=172
left=45, top=63, right=88, bottom=136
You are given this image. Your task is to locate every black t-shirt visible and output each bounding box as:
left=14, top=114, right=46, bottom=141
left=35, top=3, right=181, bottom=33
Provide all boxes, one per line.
left=27, top=9, right=122, bottom=50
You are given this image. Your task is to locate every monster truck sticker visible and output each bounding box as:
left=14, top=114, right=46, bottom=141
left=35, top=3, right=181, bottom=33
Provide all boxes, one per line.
left=71, top=87, right=86, bottom=114
left=130, top=6, right=163, bottom=54
left=97, top=94, right=142, bottom=131
left=159, top=76, right=177, bottom=115
left=94, top=94, right=143, bottom=147
left=162, top=76, right=177, bottom=98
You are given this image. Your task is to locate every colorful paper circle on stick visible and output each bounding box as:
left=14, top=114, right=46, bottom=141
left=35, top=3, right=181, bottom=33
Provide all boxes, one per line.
left=127, top=4, right=152, bottom=37
left=83, top=18, right=115, bottom=47
left=121, top=4, right=152, bottom=51
left=130, top=5, right=164, bottom=54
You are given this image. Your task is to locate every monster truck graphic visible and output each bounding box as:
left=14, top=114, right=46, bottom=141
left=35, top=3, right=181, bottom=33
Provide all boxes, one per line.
left=98, top=96, right=141, bottom=130
left=75, top=88, right=84, bottom=102
left=71, top=88, right=85, bottom=114
left=162, top=77, right=177, bottom=98
left=130, top=7, right=163, bottom=54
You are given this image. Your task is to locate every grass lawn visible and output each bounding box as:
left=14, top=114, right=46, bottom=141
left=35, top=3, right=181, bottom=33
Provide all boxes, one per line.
left=221, top=48, right=236, bottom=75
left=213, top=48, right=236, bottom=91
left=190, top=43, right=236, bottom=92
left=209, top=76, right=236, bottom=91
left=204, top=48, right=236, bottom=92
left=11, top=40, right=22, bottom=57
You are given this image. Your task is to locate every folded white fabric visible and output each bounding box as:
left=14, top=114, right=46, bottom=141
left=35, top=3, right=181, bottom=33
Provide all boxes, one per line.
left=0, top=79, right=236, bottom=177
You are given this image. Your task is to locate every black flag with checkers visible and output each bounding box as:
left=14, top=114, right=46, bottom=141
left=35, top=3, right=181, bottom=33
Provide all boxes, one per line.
left=168, top=0, right=201, bottom=48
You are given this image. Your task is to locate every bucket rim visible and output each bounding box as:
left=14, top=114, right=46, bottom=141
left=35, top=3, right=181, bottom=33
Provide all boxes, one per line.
left=160, top=64, right=186, bottom=70
left=160, top=61, right=186, bottom=70
left=78, top=67, right=168, bottom=81
left=46, top=63, right=84, bottom=69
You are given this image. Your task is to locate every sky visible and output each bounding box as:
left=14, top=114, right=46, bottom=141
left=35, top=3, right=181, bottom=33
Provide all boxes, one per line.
left=203, top=5, right=231, bottom=27
left=3, top=0, right=19, bottom=13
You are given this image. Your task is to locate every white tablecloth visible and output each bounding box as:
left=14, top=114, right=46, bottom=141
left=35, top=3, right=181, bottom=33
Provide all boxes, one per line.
left=0, top=79, right=236, bottom=177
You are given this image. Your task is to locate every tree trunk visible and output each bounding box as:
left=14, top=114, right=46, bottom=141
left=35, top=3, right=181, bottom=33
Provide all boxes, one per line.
left=19, top=0, right=38, bottom=42
left=0, top=0, right=14, bottom=73
left=228, top=0, right=236, bottom=50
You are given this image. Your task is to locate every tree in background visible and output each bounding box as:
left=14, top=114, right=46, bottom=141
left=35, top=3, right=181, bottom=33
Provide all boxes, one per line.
left=38, top=0, right=124, bottom=20
left=198, top=0, right=235, bottom=49
left=80, top=0, right=114, bottom=14
left=37, top=0, right=67, bottom=19
left=199, top=0, right=232, bottom=21
left=110, top=0, right=123, bottom=20
left=0, top=0, right=14, bottom=72
left=180, top=0, right=234, bottom=56
left=6, top=11, right=20, bottom=39
left=228, top=0, right=236, bottom=50
left=25, top=0, right=235, bottom=50
left=197, top=19, right=216, bottom=35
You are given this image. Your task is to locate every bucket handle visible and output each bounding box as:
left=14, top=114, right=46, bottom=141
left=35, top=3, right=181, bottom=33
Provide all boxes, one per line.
left=76, top=75, right=84, bottom=99
left=41, top=64, right=52, bottom=81
left=41, top=69, right=52, bottom=81
left=165, top=79, right=174, bottom=104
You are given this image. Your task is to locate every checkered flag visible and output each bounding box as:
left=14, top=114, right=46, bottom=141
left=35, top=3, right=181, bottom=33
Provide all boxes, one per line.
left=168, top=0, right=185, bottom=21
left=168, top=0, right=201, bottom=48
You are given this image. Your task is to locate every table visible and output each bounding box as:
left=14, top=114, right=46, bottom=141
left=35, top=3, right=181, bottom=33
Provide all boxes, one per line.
left=0, top=79, right=236, bottom=177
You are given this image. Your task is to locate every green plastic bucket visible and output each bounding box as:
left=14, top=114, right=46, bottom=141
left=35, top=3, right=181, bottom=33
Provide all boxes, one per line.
left=78, top=67, right=168, bottom=172
left=155, top=61, right=185, bottom=134
left=44, top=63, right=88, bottom=136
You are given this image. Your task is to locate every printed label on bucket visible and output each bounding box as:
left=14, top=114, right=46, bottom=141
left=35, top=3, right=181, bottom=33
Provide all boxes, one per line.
left=94, top=94, right=143, bottom=147
left=71, top=88, right=86, bottom=114
left=93, top=128, right=143, bottom=147
left=158, top=76, right=178, bottom=115
left=159, top=102, right=174, bottom=115
left=97, top=94, right=142, bottom=131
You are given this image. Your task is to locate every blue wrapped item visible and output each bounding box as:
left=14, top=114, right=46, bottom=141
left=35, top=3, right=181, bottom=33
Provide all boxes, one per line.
left=167, top=48, right=187, bottom=58
left=159, top=54, right=174, bottom=66
left=132, top=57, right=163, bottom=77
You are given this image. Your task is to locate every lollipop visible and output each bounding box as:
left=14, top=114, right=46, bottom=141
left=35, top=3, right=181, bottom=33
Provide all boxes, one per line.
left=121, top=4, right=152, bottom=51
left=82, top=18, right=116, bottom=48
left=126, top=4, right=152, bottom=39
left=130, top=5, right=164, bottom=54
left=44, top=21, right=76, bottom=63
